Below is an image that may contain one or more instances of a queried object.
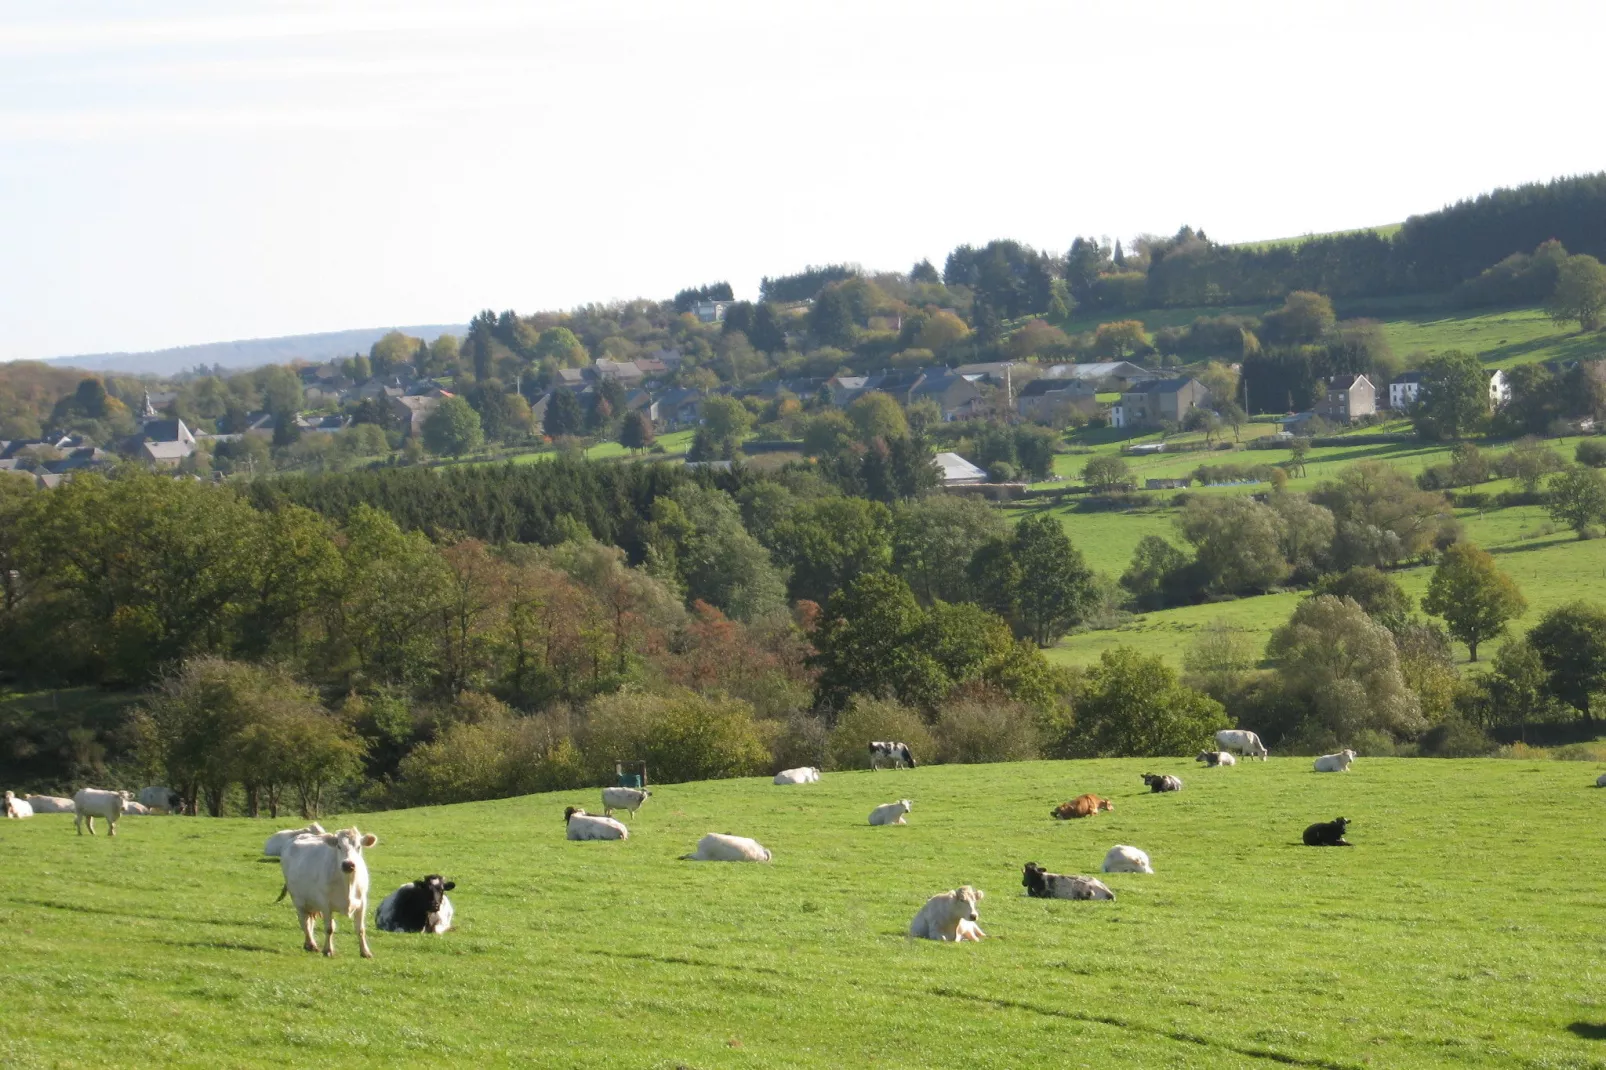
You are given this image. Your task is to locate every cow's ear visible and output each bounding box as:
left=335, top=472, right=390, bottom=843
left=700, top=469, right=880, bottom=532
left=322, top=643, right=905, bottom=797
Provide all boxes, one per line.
left=361, top=834, right=378, bottom=848
left=319, top=833, right=339, bottom=846
left=974, top=889, right=985, bottom=900
left=443, top=881, right=455, bottom=891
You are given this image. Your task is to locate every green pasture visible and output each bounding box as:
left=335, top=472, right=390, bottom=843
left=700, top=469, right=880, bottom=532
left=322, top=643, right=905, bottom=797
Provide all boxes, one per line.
left=4, top=759, right=1606, bottom=1068
left=498, top=428, right=696, bottom=466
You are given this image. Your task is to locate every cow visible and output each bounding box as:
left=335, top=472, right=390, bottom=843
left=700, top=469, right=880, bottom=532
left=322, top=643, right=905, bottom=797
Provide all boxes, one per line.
left=1598, top=773, right=1606, bottom=788
left=1216, top=729, right=1268, bottom=760
left=264, top=822, right=327, bottom=858
left=1313, top=749, right=1356, bottom=773
left=565, top=806, right=628, bottom=841
left=4, top=791, right=33, bottom=819
left=869, top=742, right=916, bottom=770
left=773, top=767, right=821, bottom=785
left=1021, top=862, right=1115, bottom=901
left=276, top=827, right=378, bottom=958
left=908, top=886, right=985, bottom=941
left=1195, top=751, right=1236, bottom=767
left=73, top=788, right=130, bottom=836
left=136, top=786, right=181, bottom=814
left=681, top=833, right=771, bottom=862
left=121, top=799, right=151, bottom=815
left=1101, top=845, right=1153, bottom=874
left=869, top=799, right=912, bottom=826
left=1303, top=817, right=1353, bottom=847
left=1051, top=794, right=1114, bottom=820
left=376, top=875, right=456, bottom=934
left=601, top=786, right=651, bottom=819
left=1141, top=773, right=1182, bottom=793
left=25, top=795, right=74, bottom=814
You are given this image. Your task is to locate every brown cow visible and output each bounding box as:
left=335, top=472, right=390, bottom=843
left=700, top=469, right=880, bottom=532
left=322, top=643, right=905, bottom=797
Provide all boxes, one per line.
left=1050, top=793, right=1114, bottom=820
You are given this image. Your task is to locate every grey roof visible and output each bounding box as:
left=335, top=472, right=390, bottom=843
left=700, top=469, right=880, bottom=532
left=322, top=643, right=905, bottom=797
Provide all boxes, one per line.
left=1127, top=377, right=1199, bottom=395
left=1392, top=371, right=1426, bottom=384
left=1328, top=374, right=1370, bottom=391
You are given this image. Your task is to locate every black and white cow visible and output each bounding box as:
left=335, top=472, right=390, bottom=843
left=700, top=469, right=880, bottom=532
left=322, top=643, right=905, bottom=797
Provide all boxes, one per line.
left=1303, top=817, right=1353, bottom=847
left=1021, top=862, right=1115, bottom=901
left=376, top=875, right=456, bottom=934
left=1141, top=773, right=1182, bottom=793
left=869, top=741, right=916, bottom=770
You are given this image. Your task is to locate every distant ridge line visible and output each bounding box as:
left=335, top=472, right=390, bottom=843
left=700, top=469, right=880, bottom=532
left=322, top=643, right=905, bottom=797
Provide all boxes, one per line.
left=36, top=323, right=467, bottom=377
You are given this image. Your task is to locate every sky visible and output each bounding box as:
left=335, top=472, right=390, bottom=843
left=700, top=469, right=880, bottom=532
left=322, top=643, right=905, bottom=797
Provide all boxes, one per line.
left=2, top=0, right=1601, bottom=361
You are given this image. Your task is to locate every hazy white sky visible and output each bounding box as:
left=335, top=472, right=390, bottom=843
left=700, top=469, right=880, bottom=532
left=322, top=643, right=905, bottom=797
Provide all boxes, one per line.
left=2, top=0, right=1600, bottom=360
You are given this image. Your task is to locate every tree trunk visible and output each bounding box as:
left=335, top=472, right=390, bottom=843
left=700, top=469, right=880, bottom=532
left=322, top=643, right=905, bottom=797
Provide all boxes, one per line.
left=1468, top=640, right=1479, bottom=662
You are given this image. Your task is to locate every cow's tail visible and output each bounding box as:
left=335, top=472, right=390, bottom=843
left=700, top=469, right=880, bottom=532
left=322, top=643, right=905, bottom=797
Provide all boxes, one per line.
left=275, top=883, right=289, bottom=903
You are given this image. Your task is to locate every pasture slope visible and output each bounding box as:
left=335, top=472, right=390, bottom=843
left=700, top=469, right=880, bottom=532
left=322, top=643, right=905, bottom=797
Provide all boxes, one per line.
left=2, top=759, right=1604, bottom=1069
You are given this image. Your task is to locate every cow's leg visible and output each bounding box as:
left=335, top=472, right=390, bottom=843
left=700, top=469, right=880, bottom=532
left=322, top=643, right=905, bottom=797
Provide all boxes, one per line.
left=86, top=816, right=96, bottom=836
left=107, top=818, right=117, bottom=838
left=355, top=909, right=372, bottom=959
left=299, top=910, right=318, bottom=953
left=323, top=912, right=336, bottom=956
left=75, top=813, right=83, bottom=835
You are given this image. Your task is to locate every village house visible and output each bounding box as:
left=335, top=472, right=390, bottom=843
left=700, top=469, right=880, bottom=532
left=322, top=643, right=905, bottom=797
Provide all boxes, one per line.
left=1315, top=374, right=1376, bottom=424
left=1388, top=371, right=1425, bottom=409
left=1015, top=377, right=1098, bottom=422
left=1111, top=377, right=1211, bottom=429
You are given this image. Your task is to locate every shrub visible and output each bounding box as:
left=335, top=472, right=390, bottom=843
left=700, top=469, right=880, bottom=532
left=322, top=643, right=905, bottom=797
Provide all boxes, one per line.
left=393, top=707, right=585, bottom=806
left=1577, top=439, right=1606, bottom=468
left=769, top=711, right=831, bottom=772
left=827, top=696, right=935, bottom=770
left=583, top=689, right=770, bottom=785
left=1416, top=717, right=1495, bottom=758
left=932, top=691, right=1041, bottom=764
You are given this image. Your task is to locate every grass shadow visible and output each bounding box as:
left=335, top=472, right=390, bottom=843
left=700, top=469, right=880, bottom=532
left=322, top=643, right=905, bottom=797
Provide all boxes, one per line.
left=1567, top=1023, right=1606, bottom=1040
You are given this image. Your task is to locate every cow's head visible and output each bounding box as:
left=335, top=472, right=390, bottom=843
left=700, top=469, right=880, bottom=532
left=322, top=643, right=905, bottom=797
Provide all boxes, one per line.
left=898, top=799, right=912, bottom=813
left=1332, top=817, right=1349, bottom=833
left=1341, top=749, right=1356, bottom=760
left=1021, top=863, right=1047, bottom=896
left=1099, top=798, right=1114, bottom=812
left=414, top=875, right=456, bottom=914
left=954, top=886, right=983, bottom=921
left=117, top=790, right=134, bottom=801
left=327, top=827, right=376, bottom=877
left=564, top=806, right=584, bottom=823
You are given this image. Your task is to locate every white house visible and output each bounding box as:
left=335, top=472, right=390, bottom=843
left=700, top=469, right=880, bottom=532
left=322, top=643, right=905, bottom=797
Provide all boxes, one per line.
left=1388, top=371, right=1425, bottom=410
left=1489, top=368, right=1511, bottom=409
left=934, top=452, right=988, bottom=485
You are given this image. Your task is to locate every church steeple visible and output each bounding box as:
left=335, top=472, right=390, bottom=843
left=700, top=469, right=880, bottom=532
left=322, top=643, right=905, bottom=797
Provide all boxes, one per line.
left=140, top=391, right=157, bottom=419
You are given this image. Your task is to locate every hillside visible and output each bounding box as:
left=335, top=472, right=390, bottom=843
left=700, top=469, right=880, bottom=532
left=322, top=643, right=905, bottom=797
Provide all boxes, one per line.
left=2, top=758, right=1602, bottom=1067
left=44, top=323, right=466, bottom=376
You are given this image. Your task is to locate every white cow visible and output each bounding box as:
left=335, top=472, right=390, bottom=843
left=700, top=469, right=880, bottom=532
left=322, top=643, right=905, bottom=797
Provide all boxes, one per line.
left=681, top=833, right=772, bottom=862
left=25, top=795, right=74, bottom=814
left=773, top=767, right=821, bottom=785
left=869, top=799, right=912, bottom=826
left=264, top=822, right=327, bottom=858
left=73, top=788, right=130, bottom=836
left=909, top=886, right=985, bottom=941
left=601, top=786, right=651, bottom=819
left=1101, top=845, right=1153, bottom=874
left=121, top=799, right=151, bottom=815
left=1313, top=749, right=1356, bottom=773
left=1216, top=729, right=1268, bottom=760
left=4, top=791, right=33, bottom=818
left=136, top=786, right=181, bottom=813
left=276, top=827, right=378, bottom=958
left=565, top=807, right=628, bottom=841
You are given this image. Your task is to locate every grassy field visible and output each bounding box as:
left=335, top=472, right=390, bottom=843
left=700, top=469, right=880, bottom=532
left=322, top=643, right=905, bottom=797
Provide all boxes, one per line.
left=4, top=759, right=1606, bottom=1068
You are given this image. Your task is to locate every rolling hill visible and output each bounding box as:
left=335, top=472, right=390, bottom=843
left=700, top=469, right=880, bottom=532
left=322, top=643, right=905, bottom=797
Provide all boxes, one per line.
left=42, top=323, right=466, bottom=377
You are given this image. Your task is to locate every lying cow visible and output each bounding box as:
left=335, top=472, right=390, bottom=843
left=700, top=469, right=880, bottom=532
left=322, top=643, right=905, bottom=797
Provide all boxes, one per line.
left=1101, top=845, right=1153, bottom=874
left=73, top=788, right=130, bottom=836
left=136, top=786, right=181, bottom=814
left=1022, top=862, right=1115, bottom=901
left=565, top=806, right=628, bottom=841
left=1141, top=773, right=1182, bottom=793
left=601, top=786, right=651, bottom=819
left=869, top=741, right=916, bottom=770
left=1195, top=751, right=1236, bottom=768
left=121, top=799, right=151, bottom=815
left=1216, top=729, right=1268, bottom=760
left=25, top=794, right=75, bottom=814
left=376, top=875, right=456, bottom=934
left=1313, top=749, right=1356, bottom=773
left=1303, top=817, right=1353, bottom=847
left=264, top=822, right=327, bottom=858
left=773, top=767, right=821, bottom=785
left=908, top=886, right=985, bottom=941
left=1598, top=773, right=1606, bottom=788
left=4, top=791, right=33, bottom=819
left=1051, top=794, right=1114, bottom=820
left=681, top=833, right=771, bottom=862
left=276, top=826, right=378, bottom=958
left=869, top=799, right=912, bottom=826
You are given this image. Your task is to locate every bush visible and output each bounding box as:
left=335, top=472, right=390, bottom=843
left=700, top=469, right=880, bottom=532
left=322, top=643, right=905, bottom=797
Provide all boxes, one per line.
left=393, top=707, right=585, bottom=806
left=1577, top=439, right=1606, bottom=468
left=1416, top=717, right=1495, bottom=757
left=932, top=692, right=1041, bottom=764
left=768, top=711, right=831, bottom=772
left=827, top=696, right=935, bottom=770
left=583, top=689, right=771, bottom=785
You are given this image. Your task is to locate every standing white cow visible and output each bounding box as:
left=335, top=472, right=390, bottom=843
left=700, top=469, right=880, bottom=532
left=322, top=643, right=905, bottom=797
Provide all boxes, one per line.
left=264, top=823, right=327, bottom=858
left=869, top=799, right=912, bottom=826
left=908, top=886, right=985, bottom=941
left=1101, top=845, right=1154, bottom=874
left=773, top=767, right=821, bottom=785
left=276, top=827, right=378, bottom=958
left=4, top=791, right=33, bottom=818
left=73, top=788, right=130, bottom=836
left=601, top=786, right=651, bottom=819
left=681, top=833, right=772, bottom=862
left=25, top=795, right=74, bottom=814
left=1216, top=729, right=1268, bottom=760
left=1313, top=749, right=1356, bottom=773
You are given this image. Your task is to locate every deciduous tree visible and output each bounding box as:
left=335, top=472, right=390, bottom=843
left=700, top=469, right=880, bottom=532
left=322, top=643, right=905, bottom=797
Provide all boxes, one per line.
left=1421, top=542, right=1526, bottom=661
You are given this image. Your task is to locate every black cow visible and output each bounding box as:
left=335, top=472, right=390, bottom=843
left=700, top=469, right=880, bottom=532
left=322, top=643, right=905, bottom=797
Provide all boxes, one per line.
left=375, top=874, right=457, bottom=933
left=1303, top=817, right=1353, bottom=847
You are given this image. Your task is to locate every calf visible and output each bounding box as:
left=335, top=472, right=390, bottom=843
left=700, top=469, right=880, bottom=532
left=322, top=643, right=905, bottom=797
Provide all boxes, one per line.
left=1101, top=845, right=1153, bottom=874
left=4, top=790, right=33, bottom=819
left=773, top=767, right=821, bottom=785
left=869, top=799, right=912, bottom=826
left=136, top=786, right=181, bottom=814
left=1195, top=751, right=1236, bottom=767
left=1051, top=794, right=1113, bottom=820
left=869, top=741, right=916, bottom=770
left=25, top=794, right=74, bottom=814
left=264, top=822, right=327, bottom=858
left=1141, top=773, right=1183, bottom=793
left=1303, top=817, right=1353, bottom=847
left=1216, top=729, right=1268, bottom=760
left=1313, top=749, right=1356, bottom=773
left=601, top=786, right=651, bottom=819
left=908, top=886, right=985, bottom=941
left=1021, top=862, right=1114, bottom=901
left=565, top=806, right=628, bottom=841
left=376, top=875, right=456, bottom=934
left=276, top=827, right=378, bottom=958
left=681, top=833, right=771, bottom=862
left=73, top=788, right=129, bottom=836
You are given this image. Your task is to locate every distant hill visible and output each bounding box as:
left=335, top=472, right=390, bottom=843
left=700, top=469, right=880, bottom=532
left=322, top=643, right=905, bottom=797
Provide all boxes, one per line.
left=42, top=324, right=467, bottom=377
left=1230, top=223, right=1402, bottom=251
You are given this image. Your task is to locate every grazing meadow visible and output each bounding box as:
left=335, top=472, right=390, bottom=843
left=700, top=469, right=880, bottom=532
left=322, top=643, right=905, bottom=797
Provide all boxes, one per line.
left=3, top=758, right=1606, bottom=1068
